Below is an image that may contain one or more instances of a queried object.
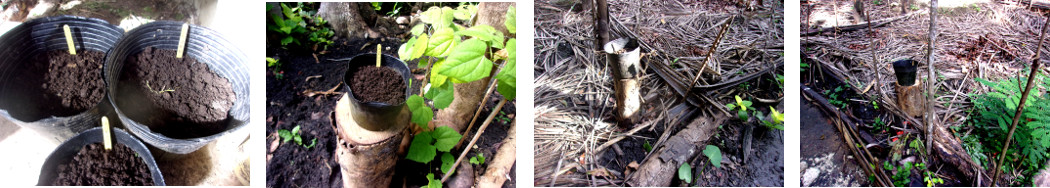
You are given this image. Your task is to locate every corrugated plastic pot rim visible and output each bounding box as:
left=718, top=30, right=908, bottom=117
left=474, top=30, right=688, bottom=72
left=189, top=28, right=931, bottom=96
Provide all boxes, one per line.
left=341, top=53, right=411, bottom=131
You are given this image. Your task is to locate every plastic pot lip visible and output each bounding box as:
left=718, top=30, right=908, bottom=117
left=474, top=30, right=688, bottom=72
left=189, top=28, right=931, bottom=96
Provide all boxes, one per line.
left=604, top=38, right=639, bottom=54
left=892, top=59, right=918, bottom=72
left=38, top=127, right=166, bottom=186
left=104, top=21, right=250, bottom=154
left=342, top=53, right=411, bottom=108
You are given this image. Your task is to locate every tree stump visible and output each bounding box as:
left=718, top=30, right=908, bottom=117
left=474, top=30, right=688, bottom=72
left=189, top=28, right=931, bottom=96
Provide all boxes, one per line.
left=895, top=81, right=925, bottom=118
left=334, top=94, right=409, bottom=188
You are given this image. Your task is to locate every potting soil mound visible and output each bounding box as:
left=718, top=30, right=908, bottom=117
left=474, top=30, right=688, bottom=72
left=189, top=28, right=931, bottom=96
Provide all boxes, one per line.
left=117, top=47, right=234, bottom=139
left=350, top=66, right=404, bottom=104
left=52, top=143, right=154, bottom=186
left=3, top=50, right=106, bottom=120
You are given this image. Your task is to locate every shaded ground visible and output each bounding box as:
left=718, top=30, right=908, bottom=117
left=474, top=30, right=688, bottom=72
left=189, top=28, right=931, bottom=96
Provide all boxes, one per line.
left=800, top=97, right=867, bottom=187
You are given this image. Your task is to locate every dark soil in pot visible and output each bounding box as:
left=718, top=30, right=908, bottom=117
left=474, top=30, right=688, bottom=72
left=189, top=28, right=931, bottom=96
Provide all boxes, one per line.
left=52, top=143, right=154, bottom=186
left=115, top=47, right=235, bottom=139
left=350, top=66, right=405, bottom=104
left=5, top=50, right=106, bottom=120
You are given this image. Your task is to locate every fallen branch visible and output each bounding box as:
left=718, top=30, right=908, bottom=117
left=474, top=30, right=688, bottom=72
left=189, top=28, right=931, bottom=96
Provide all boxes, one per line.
left=477, top=120, right=516, bottom=187
left=801, top=12, right=922, bottom=36
left=625, top=114, right=725, bottom=186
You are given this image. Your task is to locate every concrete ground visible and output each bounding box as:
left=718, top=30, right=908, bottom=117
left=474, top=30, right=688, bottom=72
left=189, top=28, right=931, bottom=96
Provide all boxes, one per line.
left=0, top=0, right=255, bottom=186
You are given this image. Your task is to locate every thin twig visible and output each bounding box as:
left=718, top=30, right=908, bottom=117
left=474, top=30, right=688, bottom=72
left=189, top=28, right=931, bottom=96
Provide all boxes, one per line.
left=991, top=13, right=1050, bottom=187
left=689, top=15, right=735, bottom=88
left=442, top=99, right=508, bottom=183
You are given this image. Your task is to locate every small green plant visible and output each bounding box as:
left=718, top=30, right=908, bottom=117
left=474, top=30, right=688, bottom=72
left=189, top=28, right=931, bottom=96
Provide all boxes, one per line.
left=469, top=152, right=486, bottom=165
left=760, top=107, right=784, bottom=130
left=801, top=62, right=810, bottom=72
left=371, top=2, right=409, bottom=16
left=823, top=86, right=847, bottom=108
left=873, top=116, right=888, bottom=132
left=643, top=141, right=653, bottom=152
left=266, top=57, right=284, bottom=80
left=885, top=161, right=913, bottom=187
left=703, top=145, right=722, bottom=168
left=678, top=163, right=692, bottom=184
left=267, top=2, right=335, bottom=51
left=775, top=74, right=784, bottom=89
left=910, top=4, right=920, bottom=10
left=873, top=0, right=882, bottom=5
left=725, top=95, right=753, bottom=121
left=969, top=74, right=1050, bottom=186
left=278, top=125, right=317, bottom=149
left=423, top=173, right=442, bottom=188
left=970, top=4, right=981, bottom=12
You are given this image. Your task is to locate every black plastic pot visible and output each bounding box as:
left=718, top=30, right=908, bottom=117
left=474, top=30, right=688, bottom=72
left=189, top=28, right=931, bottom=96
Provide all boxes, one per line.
left=342, top=53, right=411, bottom=131
left=892, top=59, right=918, bottom=86
left=104, top=21, right=250, bottom=154
left=37, top=127, right=165, bottom=186
left=0, top=16, right=123, bottom=143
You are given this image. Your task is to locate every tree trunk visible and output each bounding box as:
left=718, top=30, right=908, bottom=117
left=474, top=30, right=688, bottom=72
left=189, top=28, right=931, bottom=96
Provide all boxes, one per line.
left=433, top=2, right=510, bottom=133
left=477, top=120, right=516, bottom=187
left=317, top=2, right=379, bottom=39
left=334, top=94, right=408, bottom=188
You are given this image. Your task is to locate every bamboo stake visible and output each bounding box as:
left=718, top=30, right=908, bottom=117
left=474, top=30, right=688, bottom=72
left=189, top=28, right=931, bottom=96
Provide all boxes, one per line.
left=925, top=0, right=937, bottom=161
left=991, top=14, right=1050, bottom=187
left=176, top=23, right=188, bottom=58
left=102, top=116, right=112, bottom=150
left=63, top=25, right=75, bottom=55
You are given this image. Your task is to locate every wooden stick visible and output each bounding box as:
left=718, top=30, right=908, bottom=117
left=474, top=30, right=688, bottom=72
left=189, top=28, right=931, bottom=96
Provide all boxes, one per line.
left=992, top=13, right=1050, bottom=187
left=102, top=116, right=112, bottom=150
left=376, top=44, right=382, bottom=67
left=925, top=0, right=938, bottom=163
left=176, top=23, right=188, bottom=58
left=441, top=99, right=507, bottom=183
left=63, top=25, right=75, bottom=55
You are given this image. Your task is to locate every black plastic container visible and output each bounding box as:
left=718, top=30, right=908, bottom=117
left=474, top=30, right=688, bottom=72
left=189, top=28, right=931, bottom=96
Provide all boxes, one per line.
left=342, top=53, right=411, bottom=131
left=892, top=59, right=918, bottom=86
left=37, top=127, right=165, bottom=186
left=0, top=16, right=123, bottom=143
left=104, top=21, right=250, bottom=154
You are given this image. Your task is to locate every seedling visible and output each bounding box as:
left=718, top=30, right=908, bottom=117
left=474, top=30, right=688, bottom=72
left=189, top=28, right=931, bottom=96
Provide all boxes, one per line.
left=703, top=145, right=722, bottom=168
left=469, top=152, right=485, bottom=165
left=145, top=80, right=176, bottom=94
left=278, top=125, right=316, bottom=149
left=643, top=141, right=653, bottom=152
left=267, top=57, right=284, bottom=80
left=725, top=95, right=753, bottom=121
left=678, top=163, right=692, bottom=184
left=760, top=107, right=784, bottom=130
left=800, top=62, right=810, bottom=72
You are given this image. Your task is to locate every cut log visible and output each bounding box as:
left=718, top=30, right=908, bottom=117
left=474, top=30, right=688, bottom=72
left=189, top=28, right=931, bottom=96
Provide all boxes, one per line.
left=895, top=82, right=925, bottom=118
left=477, top=120, right=516, bottom=187
left=605, top=38, right=643, bottom=124
left=334, top=94, right=409, bottom=188
left=626, top=115, right=725, bottom=187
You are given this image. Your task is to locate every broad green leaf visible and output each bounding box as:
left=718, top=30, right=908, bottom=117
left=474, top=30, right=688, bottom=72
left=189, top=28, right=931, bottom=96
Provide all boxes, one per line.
left=644, top=141, right=653, bottom=152
left=430, top=68, right=449, bottom=87
left=495, top=39, right=516, bottom=100
left=432, top=126, right=462, bottom=152
left=398, top=36, right=416, bottom=61
left=411, top=24, right=426, bottom=36
left=455, top=25, right=499, bottom=43
left=280, top=36, right=294, bottom=46
left=278, top=129, right=292, bottom=143
left=417, top=58, right=431, bottom=71
left=411, top=34, right=429, bottom=60
left=436, top=38, right=493, bottom=83
left=441, top=152, right=455, bottom=173
left=292, top=125, right=301, bottom=134
left=469, top=156, right=479, bottom=165
left=505, top=6, right=516, bottom=34
left=678, top=163, right=692, bottom=184
left=427, top=28, right=457, bottom=57
left=421, top=7, right=455, bottom=29
left=406, top=131, right=436, bottom=163
left=408, top=95, right=433, bottom=128
left=453, top=4, right=477, bottom=21
left=704, top=145, right=723, bottom=168
left=425, top=81, right=454, bottom=109
left=424, top=173, right=442, bottom=188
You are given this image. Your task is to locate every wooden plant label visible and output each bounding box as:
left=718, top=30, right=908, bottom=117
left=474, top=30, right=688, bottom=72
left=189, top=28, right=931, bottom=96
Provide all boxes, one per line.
left=176, top=23, right=189, bottom=58
left=63, top=25, right=75, bottom=55
left=376, top=44, right=382, bottom=67
left=102, top=116, right=112, bottom=150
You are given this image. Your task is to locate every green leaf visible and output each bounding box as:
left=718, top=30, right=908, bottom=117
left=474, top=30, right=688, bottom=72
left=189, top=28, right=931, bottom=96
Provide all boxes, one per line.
left=436, top=38, right=493, bottom=83
left=280, top=36, right=294, bottom=46
left=411, top=24, right=426, bottom=36
left=292, top=125, right=300, bottom=135
left=406, top=131, right=437, bottom=163
left=454, top=25, right=500, bottom=43
left=643, top=141, right=653, bottom=152
left=441, top=152, right=455, bottom=174
left=425, top=81, right=455, bottom=109
left=678, top=163, right=692, bottom=184
left=278, top=129, right=292, bottom=143
left=293, top=134, right=302, bottom=145
left=432, top=126, right=462, bottom=152
left=453, top=4, right=476, bottom=21
left=496, top=39, right=516, bottom=100
left=421, top=7, right=455, bottom=29
left=469, top=156, right=479, bottom=165
left=426, top=28, right=458, bottom=57
left=424, top=173, right=442, bottom=188
left=304, top=138, right=317, bottom=149
left=505, top=6, right=516, bottom=34
left=704, top=145, right=723, bottom=168
left=430, top=66, right=449, bottom=87
left=408, top=95, right=434, bottom=128
left=398, top=36, right=416, bottom=61
left=478, top=153, right=485, bottom=164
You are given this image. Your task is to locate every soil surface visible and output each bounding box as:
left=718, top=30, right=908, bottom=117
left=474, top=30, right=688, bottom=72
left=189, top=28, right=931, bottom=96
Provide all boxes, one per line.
left=350, top=66, right=405, bottom=104
left=115, top=47, right=234, bottom=139
left=800, top=98, right=868, bottom=187
left=266, top=38, right=408, bottom=188
left=695, top=108, right=785, bottom=187
left=3, top=50, right=107, bottom=121
left=52, top=143, right=154, bottom=186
